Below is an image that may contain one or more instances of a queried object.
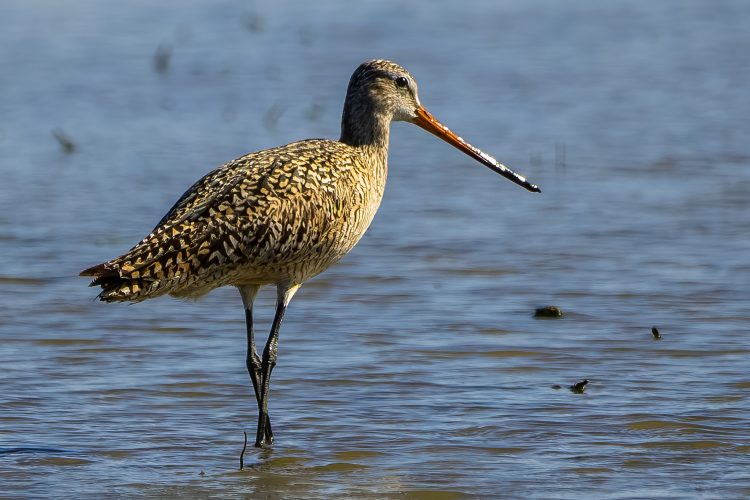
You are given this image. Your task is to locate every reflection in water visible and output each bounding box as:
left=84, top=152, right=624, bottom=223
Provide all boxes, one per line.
left=1, top=0, right=750, bottom=498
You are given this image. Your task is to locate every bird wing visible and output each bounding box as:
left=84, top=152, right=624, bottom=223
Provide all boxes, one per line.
left=81, top=140, right=354, bottom=300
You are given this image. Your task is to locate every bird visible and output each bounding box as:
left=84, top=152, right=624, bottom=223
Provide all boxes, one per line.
left=80, top=59, right=540, bottom=456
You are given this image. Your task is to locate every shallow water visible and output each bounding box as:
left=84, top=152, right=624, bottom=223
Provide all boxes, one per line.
left=1, top=0, right=749, bottom=498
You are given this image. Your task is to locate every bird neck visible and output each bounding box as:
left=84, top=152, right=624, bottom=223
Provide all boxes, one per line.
left=339, top=100, right=391, bottom=151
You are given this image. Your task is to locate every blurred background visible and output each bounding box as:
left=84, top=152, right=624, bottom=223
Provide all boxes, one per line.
left=1, top=0, right=749, bottom=497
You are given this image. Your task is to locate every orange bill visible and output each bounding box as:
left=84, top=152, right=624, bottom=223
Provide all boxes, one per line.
left=412, top=107, right=541, bottom=193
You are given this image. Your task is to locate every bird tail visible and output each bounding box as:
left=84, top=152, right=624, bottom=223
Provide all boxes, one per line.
left=80, top=262, right=152, bottom=303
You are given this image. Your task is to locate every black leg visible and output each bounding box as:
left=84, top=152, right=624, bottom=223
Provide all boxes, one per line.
left=255, top=284, right=299, bottom=448
left=237, top=285, right=272, bottom=467
left=245, top=307, right=273, bottom=442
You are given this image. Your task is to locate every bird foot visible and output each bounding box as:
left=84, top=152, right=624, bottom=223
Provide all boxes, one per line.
left=254, top=436, right=273, bottom=448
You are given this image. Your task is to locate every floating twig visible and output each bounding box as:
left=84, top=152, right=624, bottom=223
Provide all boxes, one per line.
left=52, top=128, right=76, bottom=154
left=239, top=431, right=248, bottom=470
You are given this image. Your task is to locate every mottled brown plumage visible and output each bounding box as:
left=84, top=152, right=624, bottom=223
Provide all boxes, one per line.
left=82, top=139, right=387, bottom=302
left=81, top=59, right=539, bottom=455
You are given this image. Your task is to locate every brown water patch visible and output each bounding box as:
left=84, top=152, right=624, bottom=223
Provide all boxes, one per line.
left=477, top=327, right=514, bottom=335
left=29, top=456, right=92, bottom=466
left=358, top=276, right=406, bottom=285
left=503, top=365, right=543, bottom=372
left=439, top=267, right=516, bottom=277
left=259, top=455, right=310, bottom=469
left=626, top=420, right=705, bottom=432
left=401, top=490, right=469, bottom=500
left=307, top=462, right=368, bottom=473
left=149, top=326, right=193, bottom=334
left=0, top=400, right=42, bottom=409
left=622, top=459, right=661, bottom=468
left=478, top=446, right=528, bottom=454
left=706, top=395, right=744, bottom=403
left=448, top=426, right=496, bottom=437
left=324, top=379, right=380, bottom=386
left=97, top=449, right=138, bottom=458
left=99, top=387, right=145, bottom=396
left=156, top=381, right=234, bottom=390
left=663, top=349, right=750, bottom=358
left=414, top=349, right=546, bottom=359
left=52, top=355, right=93, bottom=364
left=478, top=350, right=548, bottom=358
left=640, top=440, right=728, bottom=450
left=33, top=338, right=104, bottom=346
left=0, top=416, right=27, bottom=423
left=231, top=469, right=301, bottom=490
left=421, top=445, right=528, bottom=456
left=333, top=450, right=384, bottom=461
left=78, top=346, right=149, bottom=354
left=567, top=467, right=611, bottom=474
left=106, top=324, right=146, bottom=332
left=153, top=390, right=217, bottom=398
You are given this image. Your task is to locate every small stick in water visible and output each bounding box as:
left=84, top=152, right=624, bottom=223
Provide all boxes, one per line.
left=52, top=128, right=76, bottom=154
left=239, top=431, right=248, bottom=470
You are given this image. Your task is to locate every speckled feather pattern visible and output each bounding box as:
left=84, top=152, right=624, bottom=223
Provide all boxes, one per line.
left=84, top=140, right=387, bottom=302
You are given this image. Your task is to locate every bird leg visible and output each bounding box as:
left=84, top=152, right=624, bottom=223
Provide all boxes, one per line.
left=245, top=307, right=273, bottom=442
left=255, top=299, right=285, bottom=447
left=238, top=285, right=273, bottom=464
left=255, top=284, right=299, bottom=448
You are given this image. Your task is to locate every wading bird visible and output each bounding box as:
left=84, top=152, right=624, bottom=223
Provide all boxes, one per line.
left=81, top=59, right=540, bottom=461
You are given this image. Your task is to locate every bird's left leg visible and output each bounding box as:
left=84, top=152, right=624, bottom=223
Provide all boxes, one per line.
left=238, top=286, right=272, bottom=443
left=255, top=283, right=300, bottom=448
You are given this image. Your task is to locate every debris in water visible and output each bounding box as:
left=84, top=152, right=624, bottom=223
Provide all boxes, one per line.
left=243, top=13, right=263, bottom=33
left=306, top=97, right=326, bottom=122
left=551, top=384, right=562, bottom=390
left=534, top=305, right=564, bottom=318
left=263, top=100, right=285, bottom=131
left=52, top=128, right=76, bottom=154
left=651, top=327, right=661, bottom=340
left=153, top=43, right=172, bottom=74
left=239, top=431, right=248, bottom=470
left=570, top=379, right=589, bottom=394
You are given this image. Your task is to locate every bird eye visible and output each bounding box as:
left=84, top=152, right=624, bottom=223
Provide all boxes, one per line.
left=395, top=76, right=408, bottom=88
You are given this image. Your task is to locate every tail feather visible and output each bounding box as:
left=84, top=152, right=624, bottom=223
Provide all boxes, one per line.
left=80, top=262, right=115, bottom=278
left=80, top=262, right=154, bottom=303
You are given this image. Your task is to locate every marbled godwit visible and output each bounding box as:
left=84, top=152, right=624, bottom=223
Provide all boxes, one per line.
left=81, top=59, right=540, bottom=456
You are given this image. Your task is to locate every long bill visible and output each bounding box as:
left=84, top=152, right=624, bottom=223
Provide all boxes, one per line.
left=411, top=107, right=541, bottom=193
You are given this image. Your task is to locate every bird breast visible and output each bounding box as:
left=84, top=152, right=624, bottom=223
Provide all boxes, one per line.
left=232, top=140, right=389, bottom=285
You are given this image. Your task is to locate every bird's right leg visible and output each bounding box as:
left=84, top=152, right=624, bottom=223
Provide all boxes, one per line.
left=239, top=285, right=272, bottom=442
left=255, top=283, right=299, bottom=448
